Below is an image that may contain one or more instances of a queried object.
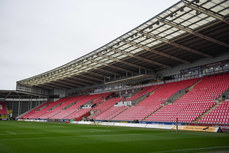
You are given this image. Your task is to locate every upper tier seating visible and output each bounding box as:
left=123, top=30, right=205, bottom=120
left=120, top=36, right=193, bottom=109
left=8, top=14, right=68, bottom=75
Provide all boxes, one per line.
left=146, top=73, right=229, bottom=122
left=113, top=79, right=197, bottom=121
left=198, top=100, right=229, bottom=124
left=0, top=101, right=8, bottom=114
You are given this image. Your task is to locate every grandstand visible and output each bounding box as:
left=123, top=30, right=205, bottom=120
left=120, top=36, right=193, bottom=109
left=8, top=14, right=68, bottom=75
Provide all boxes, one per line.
left=0, top=102, right=7, bottom=114
left=0, top=0, right=229, bottom=132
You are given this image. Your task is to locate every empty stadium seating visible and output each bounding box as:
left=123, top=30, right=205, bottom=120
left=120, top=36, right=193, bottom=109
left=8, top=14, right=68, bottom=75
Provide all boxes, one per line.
left=21, top=73, right=229, bottom=124
left=52, top=93, right=111, bottom=119
left=22, top=93, right=111, bottom=119
left=50, top=95, right=96, bottom=119
left=198, top=100, right=229, bottom=124
left=91, top=97, right=123, bottom=119
left=95, top=106, right=128, bottom=120
left=146, top=73, right=229, bottom=123
left=20, top=102, right=51, bottom=118
left=65, top=108, right=91, bottom=120
left=29, top=100, right=65, bottom=119
left=0, top=101, right=8, bottom=114
left=39, top=96, right=83, bottom=119
left=113, top=79, right=197, bottom=121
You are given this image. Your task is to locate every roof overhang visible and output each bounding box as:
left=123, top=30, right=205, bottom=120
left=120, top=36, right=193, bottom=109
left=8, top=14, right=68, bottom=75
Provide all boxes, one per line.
left=17, top=0, right=229, bottom=89
left=0, top=90, right=48, bottom=101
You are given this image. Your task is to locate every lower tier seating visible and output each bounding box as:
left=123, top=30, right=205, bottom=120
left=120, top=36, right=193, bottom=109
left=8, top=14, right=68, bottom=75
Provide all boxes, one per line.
left=65, top=108, right=91, bottom=120
left=20, top=102, right=51, bottom=118
left=95, top=106, right=128, bottom=120
left=90, top=97, right=123, bottom=119
left=49, top=96, right=93, bottom=119
left=22, top=93, right=111, bottom=119
left=198, top=100, right=229, bottom=124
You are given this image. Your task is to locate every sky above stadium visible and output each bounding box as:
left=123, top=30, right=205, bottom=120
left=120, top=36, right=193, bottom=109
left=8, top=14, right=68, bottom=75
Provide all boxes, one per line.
left=0, top=0, right=179, bottom=90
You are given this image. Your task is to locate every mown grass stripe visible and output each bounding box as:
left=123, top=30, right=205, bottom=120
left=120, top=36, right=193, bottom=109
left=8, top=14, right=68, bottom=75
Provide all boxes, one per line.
left=153, top=146, right=229, bottom=153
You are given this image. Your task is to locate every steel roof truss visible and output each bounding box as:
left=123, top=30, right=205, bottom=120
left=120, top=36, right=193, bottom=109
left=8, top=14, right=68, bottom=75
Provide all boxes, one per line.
left=123, top=39, right=185, bottom=66
left=78, top=74, right=103, bottom=82
left=111, top=48, right=166, bottom=67
left=55, top=79, right=83, bottom=87
left=159, top=18, right=229, bottom=48
left=142, top=32, right=213, bottom=58
left=89, top=58, right=133, bottom=73
left=98, top=53, right=154, bottom=72
left=71, top=77, right=96, bottom=85
left=45, top=82, right=70, bottom=89
left=65, top=78, right=92, bottom=86
left=183, top=0, right=229, bottom=24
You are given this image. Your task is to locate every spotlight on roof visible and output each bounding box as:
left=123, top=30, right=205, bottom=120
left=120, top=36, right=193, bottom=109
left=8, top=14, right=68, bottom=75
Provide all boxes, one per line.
left=156, top=21, right=160, bottom=25
left=149, top=25, right=153, bottom=29
left=180, top=7, right=184, bottom=12
left=195, top=0, right=200, bottom=3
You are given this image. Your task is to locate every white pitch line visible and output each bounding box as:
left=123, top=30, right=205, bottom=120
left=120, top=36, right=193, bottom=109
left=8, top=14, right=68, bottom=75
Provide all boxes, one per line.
left=5, top=131, right=16, bottom=135
left=17, top=132, right=44, bottom=135
left=0, top=135, right=79, bottom=141
left=153, top=146, right=229, bottom=153
left=0, top=132, right=44, bottom=136
left=0, top=133, right=142, bottom=141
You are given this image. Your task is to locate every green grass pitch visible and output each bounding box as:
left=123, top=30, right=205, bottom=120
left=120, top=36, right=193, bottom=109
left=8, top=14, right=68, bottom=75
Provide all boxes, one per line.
left=0, top=121, right=229, bottom=153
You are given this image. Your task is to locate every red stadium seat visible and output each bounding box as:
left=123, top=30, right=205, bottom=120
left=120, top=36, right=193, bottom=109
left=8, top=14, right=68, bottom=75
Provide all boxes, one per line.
left=113, top=79, right=198, bottom=121
left=0, top=101, right=8, bottom=114
left=146, top=73, right=229, bottom=123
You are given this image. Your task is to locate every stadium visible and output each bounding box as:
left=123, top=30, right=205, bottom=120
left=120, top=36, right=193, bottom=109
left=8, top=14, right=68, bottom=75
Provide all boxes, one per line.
left=1, top=0, right=229, bottom=152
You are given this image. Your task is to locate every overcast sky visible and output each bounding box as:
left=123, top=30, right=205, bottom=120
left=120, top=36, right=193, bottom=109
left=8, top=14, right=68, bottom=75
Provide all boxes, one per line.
left=0, top=0, right=179, bottom=90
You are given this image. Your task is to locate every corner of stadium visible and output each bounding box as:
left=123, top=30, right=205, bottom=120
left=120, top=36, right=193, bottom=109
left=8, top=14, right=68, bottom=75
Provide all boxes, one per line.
left=1, top=0, right=229, bottom=153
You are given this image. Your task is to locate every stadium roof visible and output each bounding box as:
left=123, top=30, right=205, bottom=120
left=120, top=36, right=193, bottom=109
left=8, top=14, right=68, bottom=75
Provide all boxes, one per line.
left=0, top=90, right=47, bottom=101
left=17, top=0, right=229, bottom=90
